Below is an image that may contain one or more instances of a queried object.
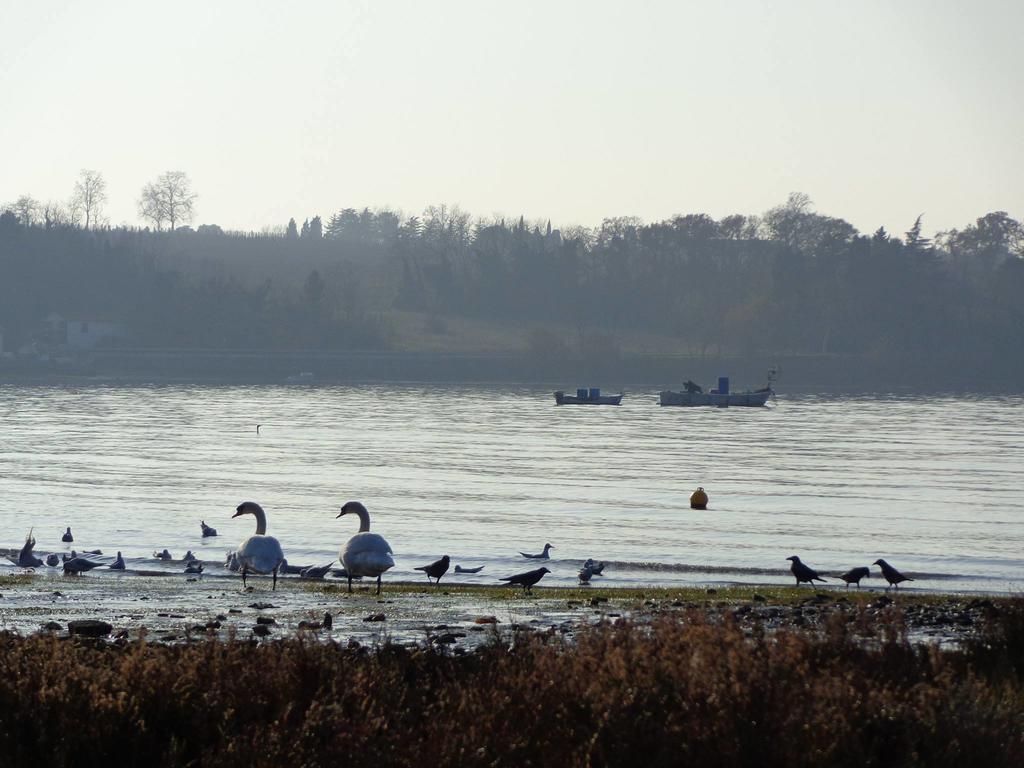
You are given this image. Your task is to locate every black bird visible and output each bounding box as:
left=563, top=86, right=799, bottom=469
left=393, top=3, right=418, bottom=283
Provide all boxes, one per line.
left=786, top=555, right=827, bottom=586
left=839, top=566, right=870, bottom=588
left=201, top=520, right=218, bottom=537
left=414, top=555, right=451, bottom=585
left=109, top=551, right=126, bottom=570
left=63, top=556, right=102, bottom=575
left=62, top=527, right=74, bottom=543
left=578, top=564, right=596, bottom=584
left=499, top=566, right=551, bottom=594
left=874, top=559, right=913, bottom=590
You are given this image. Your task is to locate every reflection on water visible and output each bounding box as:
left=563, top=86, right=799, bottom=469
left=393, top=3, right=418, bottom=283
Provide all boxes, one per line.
left=1, top=384, right=1022, bottom=592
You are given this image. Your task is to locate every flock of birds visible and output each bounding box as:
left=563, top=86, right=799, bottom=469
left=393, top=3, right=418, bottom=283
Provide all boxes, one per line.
left=8, top=503, right=600, bottom=594
left=9, top=507, right=916, bottom=595
left=787, top=555, right=915, bottom=590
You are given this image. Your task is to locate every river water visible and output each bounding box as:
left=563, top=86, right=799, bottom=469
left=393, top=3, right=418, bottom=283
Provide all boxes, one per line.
left=1, top=384, right=1021, bottom=593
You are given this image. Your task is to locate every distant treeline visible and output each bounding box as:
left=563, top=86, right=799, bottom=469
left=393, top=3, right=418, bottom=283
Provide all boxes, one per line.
left=1, top=195, right=1021, bottom=366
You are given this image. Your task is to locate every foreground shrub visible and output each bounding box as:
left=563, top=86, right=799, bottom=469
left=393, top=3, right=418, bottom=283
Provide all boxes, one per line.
left=0, top=608, right=1022, bottom=767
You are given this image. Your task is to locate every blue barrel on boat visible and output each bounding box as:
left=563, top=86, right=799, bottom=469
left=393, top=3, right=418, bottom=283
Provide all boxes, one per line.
left=577, top=388, right=589, bottom=399
left=589, top=387, right=600, bottom=399
left=718, top=377, right=729, bottom=394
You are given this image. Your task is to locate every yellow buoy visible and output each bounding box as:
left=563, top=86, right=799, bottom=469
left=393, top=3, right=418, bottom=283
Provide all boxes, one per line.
left=690, top=487, right=708, bottom=509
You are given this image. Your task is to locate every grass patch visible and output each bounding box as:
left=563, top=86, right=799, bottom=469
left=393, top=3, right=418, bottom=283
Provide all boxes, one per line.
left=0, top=574, right=33, bottom=588
left=298, top=580, right=983, bottom=607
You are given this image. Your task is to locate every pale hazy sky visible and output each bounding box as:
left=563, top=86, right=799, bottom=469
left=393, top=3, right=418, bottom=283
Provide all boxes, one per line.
left=1, top=0, right=1021, bottom=237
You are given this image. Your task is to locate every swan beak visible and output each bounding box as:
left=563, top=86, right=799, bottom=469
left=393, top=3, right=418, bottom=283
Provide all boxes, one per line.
left=336, top=510, right=346, bottom=519
left=232, top=510, right=244, bottom=518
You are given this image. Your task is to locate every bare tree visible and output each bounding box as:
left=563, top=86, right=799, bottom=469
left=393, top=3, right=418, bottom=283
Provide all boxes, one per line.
left=71, top=170, right=108, bottom=229
left=9, top=195, right=41, bottom=225
left=42, top=200, right=74, bottom=228
left=138, top=182, right=167, bottom=230
left=137, top=171, right=197, bottom=231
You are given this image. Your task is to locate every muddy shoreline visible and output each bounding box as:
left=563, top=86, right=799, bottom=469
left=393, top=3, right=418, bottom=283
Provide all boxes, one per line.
left=0, top=570, right=1007, bottom=649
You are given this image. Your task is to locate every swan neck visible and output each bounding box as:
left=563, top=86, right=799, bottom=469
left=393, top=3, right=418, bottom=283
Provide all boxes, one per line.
left=252, top=505, right=268, bottom=535
left=354, top=507, right=371, bottom=533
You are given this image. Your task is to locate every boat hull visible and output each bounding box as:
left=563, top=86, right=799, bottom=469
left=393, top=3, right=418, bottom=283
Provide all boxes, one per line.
left=554, top=392, right=623, bottom=405
left=659, top=389, right=771, bottom=407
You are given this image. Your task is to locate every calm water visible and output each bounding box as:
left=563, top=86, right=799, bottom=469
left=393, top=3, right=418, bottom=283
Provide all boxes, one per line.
left=1, top=384, right=1022, bottom=593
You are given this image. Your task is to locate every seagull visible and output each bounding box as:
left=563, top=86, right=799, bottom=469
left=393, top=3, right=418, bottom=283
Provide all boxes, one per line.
left=201, top=520, right=218, bottom=537
left=183, top=551, right=197, bottom=563
left=786, top=556, right=827, bottom=586
left=499, top=567, right=551, bottom=593
left=13, top=529, right=43, bottom=567
left=225, top=551, right=241, bottom=572
left=839, top=566, right=870, bottom=588
left=583, top=558, right=606, bottom=575
left=63, top=556, right=102, bottom=575
left=578, top=564, right=595, bottom=584
left=299, top=562, right=335, bottom=579
left=62, top=527, right=74, bottom=543
left=184, top=561, right=204, bottom=574
left=336, top=501, right=394, bottom=595
left=454, top=564, right=484, bottom=574
left=45, top=553, right=60, bottom=567
left=109, top=551, right=126, bottom=570
left=874, top=559, right=913, bottom=590
left=414, top=555, right=450, bottom=585
left=520, top=543, right=554, bottom=559
left=233, top=502, right=286, bottom=589
left=154, top=549, right=172, bottom=561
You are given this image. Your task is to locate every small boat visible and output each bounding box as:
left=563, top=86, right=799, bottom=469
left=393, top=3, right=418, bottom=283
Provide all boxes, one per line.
left=554, top=387, right=623, bottom=406
left=660, top=375, right=773, bottom=407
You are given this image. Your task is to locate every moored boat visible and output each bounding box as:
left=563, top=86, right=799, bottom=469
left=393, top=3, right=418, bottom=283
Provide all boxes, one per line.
left=554, top=387, right=623, bottom=405
left=659, top=374, right=773, bottom=407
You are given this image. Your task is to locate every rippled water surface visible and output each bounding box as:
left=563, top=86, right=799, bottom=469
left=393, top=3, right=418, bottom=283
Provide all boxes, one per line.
left=1, top=384, right=1022, bottom=592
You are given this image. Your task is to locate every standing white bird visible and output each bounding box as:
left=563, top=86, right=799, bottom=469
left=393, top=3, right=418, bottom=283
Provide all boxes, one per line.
left=336, top=501, right=394, bottom=595
left=232, top=501, right=286, bottom=590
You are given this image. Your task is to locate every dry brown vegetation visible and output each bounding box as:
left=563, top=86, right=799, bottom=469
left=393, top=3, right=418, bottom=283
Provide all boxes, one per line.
left=1, top=601, right=1022, bottom=767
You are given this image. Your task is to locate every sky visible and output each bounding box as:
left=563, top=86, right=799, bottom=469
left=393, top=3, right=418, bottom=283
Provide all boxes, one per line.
left=1, top=0, right=1021, bottom=237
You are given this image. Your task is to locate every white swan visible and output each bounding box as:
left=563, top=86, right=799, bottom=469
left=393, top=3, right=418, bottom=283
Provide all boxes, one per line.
left=336, top=501, right=394, bottom=594
left=233, top=501, right=286, bottom=590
